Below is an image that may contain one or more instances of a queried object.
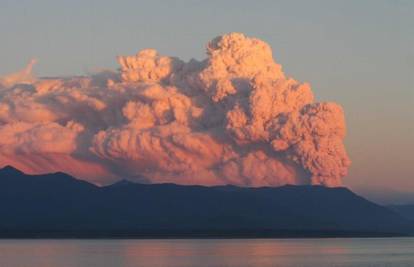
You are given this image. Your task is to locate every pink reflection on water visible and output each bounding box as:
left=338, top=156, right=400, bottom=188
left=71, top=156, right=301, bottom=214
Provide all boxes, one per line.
left=0, top=238, right=412, bottom=267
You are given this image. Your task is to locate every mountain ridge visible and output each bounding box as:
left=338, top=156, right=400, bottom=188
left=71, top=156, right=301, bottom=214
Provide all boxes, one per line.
left=0, top=166, right=412, bottom=238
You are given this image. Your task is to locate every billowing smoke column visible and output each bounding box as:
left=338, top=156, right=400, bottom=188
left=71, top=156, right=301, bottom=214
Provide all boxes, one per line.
left=0, top=33, right=350, bottom=186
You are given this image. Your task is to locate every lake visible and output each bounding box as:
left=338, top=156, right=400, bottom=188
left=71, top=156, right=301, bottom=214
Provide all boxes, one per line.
left=0, top=238, right=413, bottom=267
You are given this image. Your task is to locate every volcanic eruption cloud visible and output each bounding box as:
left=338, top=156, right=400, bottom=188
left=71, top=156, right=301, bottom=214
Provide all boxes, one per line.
left=0, top=33, right=350, bottom=187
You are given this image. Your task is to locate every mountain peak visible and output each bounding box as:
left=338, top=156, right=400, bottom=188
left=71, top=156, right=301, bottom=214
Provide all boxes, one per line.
left=0, top=165, right=24, bottom=176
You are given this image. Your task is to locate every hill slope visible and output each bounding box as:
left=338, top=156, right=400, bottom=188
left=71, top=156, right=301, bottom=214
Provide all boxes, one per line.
left=389, top=205, right=414, bottom=222
left=0, top=166, right=411, bottom=237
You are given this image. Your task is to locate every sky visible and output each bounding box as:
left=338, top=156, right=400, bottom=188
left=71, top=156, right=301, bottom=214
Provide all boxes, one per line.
left=0, top=0, right=413, bottom=201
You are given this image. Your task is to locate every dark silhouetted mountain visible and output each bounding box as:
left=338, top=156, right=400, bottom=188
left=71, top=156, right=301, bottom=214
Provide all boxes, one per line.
left=389, top=205, right=414, bottom=222
left=0, top=166, right=412, bottom=238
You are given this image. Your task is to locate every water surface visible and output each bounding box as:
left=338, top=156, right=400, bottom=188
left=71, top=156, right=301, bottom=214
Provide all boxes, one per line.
left=0, top=238, right=413, bottom=267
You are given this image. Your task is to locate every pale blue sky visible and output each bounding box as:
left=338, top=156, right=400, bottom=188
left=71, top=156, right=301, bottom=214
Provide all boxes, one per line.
left=0, top=0, right=413, bottom=198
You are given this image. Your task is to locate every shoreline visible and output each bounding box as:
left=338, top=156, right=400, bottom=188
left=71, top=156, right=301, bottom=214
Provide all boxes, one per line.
left=0, top=230, right=411, bottom=239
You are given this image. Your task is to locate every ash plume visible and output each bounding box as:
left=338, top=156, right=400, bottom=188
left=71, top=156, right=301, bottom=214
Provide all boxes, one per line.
left=0, top=33, right=350, bottom=186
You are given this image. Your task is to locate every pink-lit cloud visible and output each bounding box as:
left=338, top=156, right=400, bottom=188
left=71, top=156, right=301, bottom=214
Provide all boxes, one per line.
left=0, top=33, right=350, bottom=186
